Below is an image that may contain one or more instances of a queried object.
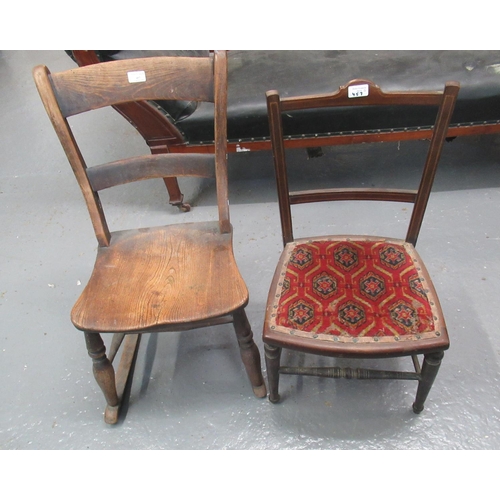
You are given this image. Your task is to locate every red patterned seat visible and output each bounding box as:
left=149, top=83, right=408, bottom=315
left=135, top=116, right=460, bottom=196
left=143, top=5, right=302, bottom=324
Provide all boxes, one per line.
left=270, top=238, right=444, bottom=348
left=263, top=79, right=460, bottom=413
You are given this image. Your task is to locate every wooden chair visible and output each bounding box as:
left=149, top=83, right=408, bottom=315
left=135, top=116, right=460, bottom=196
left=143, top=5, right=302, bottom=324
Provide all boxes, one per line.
left=33, top=51, right=266, bottom=424
left=263, top=79, right=460, bottom=413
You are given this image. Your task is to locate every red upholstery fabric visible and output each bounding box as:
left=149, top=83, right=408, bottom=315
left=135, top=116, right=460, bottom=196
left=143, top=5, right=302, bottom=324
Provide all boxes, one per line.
left=270, top=237, right=444, bottom=346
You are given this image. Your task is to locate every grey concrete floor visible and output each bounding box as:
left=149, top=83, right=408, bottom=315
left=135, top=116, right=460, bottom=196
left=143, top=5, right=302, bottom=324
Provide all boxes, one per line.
left=2, top=50, right=500, bottom=460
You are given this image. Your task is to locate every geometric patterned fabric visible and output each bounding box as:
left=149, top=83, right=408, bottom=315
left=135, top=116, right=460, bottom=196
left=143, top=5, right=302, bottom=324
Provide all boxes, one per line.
left=270, top=238, right=441, bottom=345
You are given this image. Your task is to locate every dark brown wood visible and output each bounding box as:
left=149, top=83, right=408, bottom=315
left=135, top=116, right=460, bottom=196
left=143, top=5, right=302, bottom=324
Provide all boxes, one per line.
left=112, top=100, right=186, bottom=148
left=412, top=351, right=445, bottom=414
left=268, top=80, right=460, bottom=250
left=262, top=79, right=458, bottom=412
left=406, top=85, right=460, bottom=245
left=264, top=344, right=282, bottom=404
left=34, top=51, right=266, bottom=423
left=70, top=50, right=101, bottom=66
left=160, top=121, right=500, bottom=155
left=279, top=79, right=444, bottom=111
left=289, top=188, right=418, bottom=205
left=279, top=366, right=421, bottom=380
left=267, top=90, right=293, bottom=245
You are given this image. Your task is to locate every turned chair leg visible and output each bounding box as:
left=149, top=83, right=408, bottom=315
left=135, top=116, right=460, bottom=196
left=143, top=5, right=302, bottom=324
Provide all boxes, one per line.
left=264, top=343, right=282, bottom=403
left=84, top=332, right=141, bottom=424
left=413, top=351, right=444, bottom=414
left=232, top=309, right=267, bottom=398
left=84, top=332, right=120, bottom=423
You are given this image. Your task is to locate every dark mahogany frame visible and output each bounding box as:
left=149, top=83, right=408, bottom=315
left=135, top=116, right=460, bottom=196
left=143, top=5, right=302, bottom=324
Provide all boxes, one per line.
left=262, top=79, right=460, bottom=413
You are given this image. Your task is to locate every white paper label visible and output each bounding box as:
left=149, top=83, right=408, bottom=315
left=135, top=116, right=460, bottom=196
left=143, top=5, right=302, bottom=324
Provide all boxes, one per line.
left=127, top=70, right=146, bottom=83
left=348, top=83, right=369, bottom=98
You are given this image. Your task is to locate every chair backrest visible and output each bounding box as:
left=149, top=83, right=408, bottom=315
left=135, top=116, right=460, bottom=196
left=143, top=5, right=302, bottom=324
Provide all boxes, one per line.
left=266, top=78, right=460, bottom=247
left=33, top=51, right=230, bottom=247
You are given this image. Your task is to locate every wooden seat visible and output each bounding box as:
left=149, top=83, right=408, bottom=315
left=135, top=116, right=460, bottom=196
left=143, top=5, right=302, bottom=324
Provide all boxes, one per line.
left=71, top=222, right=249, bottom=332
left=263, top=78, right=460, bottom=413
left=33, top=51, right=266, bottom=424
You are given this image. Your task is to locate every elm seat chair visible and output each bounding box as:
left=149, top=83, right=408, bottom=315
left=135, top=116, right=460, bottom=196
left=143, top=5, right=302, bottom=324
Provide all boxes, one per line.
left=263, top=79, right=459, bottom=413
left=33, top=50, right=266, bottom=424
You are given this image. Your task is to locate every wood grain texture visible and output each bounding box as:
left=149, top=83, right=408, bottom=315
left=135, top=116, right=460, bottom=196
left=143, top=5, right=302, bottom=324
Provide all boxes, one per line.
left=213, top=50, right=231, bottom=233
left=51, top=57, right=214, bottom=117
left=87, top=153, right=215, bottom=191
left=33, top=65, right=111, bottom=246
left=71, top=222, right=249, bottom=332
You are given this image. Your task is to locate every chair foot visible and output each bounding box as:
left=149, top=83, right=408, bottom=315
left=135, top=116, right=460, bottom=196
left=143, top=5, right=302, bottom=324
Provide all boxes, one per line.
left=163, top=177, right=191, bottom=212
left=269, top=394, right=281, bottom=404
left=104, top=404, right=120, bottom=424
left=171, top=201, right=191, bottom=212
left=412, top=402, right=424, bottom=414
left=252, top=383, right=267, bottom=399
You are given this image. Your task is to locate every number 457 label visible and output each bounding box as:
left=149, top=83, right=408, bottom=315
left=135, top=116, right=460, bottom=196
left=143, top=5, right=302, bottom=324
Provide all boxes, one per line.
left=348, top=83, right=369, bottom=98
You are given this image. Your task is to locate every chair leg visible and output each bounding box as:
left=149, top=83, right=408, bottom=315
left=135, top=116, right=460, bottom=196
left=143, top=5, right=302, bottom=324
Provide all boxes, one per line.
left=412, top=351, right=444, bottom=414
left=264, top=343, right=282, bottom=403
left=162, top=177, right=190, bottom=212
left=232, top=309, right=267, bottom=398
left=84, top=332, right=120, bottom=423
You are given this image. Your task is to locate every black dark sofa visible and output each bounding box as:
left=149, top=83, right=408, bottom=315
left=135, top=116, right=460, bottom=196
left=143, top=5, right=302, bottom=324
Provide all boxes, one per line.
left=68, top=50, right=500, bottom=208
left=71, top=50, right=500, bottom=143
